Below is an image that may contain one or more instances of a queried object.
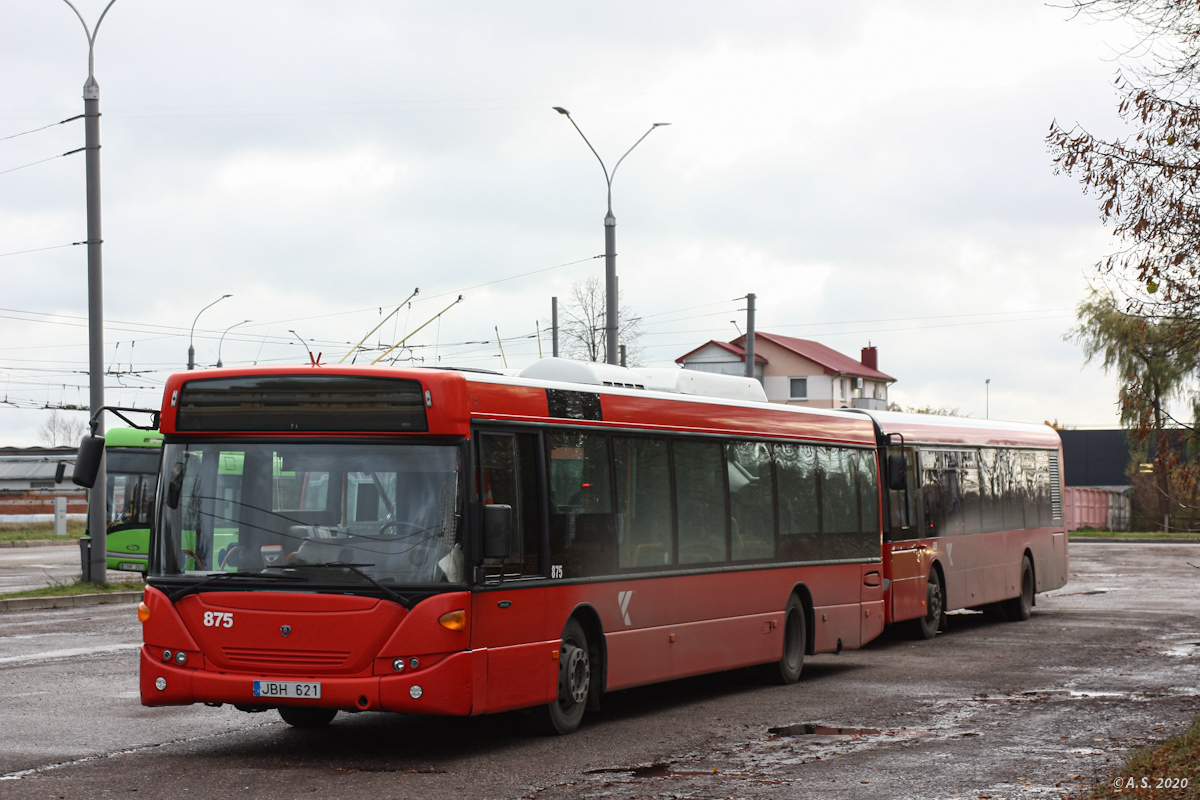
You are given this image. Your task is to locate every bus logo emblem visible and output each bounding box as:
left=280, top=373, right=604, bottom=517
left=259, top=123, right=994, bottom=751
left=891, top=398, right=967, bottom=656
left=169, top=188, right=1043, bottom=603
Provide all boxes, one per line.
left=617, top=591, right=634, bottom=626
left=280, top=625, right=292, bottom=637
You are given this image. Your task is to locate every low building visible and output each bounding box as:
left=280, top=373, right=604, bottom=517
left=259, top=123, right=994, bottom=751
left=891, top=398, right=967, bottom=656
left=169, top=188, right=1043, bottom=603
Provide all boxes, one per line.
left=676, top=333, right=896, bottom=409
left=0, top=447, right=85, bottom=522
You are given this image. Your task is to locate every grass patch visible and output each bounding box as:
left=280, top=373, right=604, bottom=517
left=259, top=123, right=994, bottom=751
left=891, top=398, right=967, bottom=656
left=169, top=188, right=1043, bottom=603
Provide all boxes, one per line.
left=1088, top=715, right=1200, bottom=798
left=1071, top=530, right=1200, bottom=540
left=0, top=577, right=144, bottom=600
left=0, top=521, right=87, bottom=543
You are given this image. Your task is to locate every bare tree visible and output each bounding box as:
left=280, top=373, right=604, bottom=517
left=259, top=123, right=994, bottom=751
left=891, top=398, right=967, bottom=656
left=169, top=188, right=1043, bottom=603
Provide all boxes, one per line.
left=558, top=275, right=644, bottom=365
left=1049, top=1, right=1200, bottom=351
left=37, top=409, right=88, bottom=447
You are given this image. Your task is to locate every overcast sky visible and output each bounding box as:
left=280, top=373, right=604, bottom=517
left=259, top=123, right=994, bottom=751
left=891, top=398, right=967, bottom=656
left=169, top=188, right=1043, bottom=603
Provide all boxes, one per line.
left=0, top=1, right=1143, bottom=445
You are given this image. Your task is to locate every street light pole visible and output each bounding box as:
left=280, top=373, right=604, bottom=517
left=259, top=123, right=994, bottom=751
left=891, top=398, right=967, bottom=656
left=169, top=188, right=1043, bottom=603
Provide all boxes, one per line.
left=553, top=107, right=669, bottom=365
left=188, top=294, right=232, bottom=370
left=986, top=378, right=991, bottom=419
left=216, top=319, right=251, bottom=368
left=61, top=0, right=118, bottom=585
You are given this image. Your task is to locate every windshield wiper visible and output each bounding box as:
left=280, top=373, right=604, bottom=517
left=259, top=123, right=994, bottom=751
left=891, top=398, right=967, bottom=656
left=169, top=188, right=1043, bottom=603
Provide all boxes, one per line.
left=283, top=562, right=407, bottom=605
left=165, top=569, right=305, bottom=603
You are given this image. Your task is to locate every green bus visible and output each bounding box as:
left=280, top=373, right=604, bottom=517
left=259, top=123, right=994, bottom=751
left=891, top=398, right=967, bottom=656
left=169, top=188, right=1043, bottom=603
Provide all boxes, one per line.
left=96, top=427, right=164, bottom=573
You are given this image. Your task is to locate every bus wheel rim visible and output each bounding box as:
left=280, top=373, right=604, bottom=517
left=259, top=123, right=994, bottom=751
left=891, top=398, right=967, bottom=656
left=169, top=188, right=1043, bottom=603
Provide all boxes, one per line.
left=563, top=644, right=589, bottom=705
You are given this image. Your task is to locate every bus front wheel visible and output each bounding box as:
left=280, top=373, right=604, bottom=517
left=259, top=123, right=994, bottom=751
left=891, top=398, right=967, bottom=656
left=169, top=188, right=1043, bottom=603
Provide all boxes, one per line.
left=766, top=595, right=806, bottom=685
left=1001, top=555, right=1034, bottom=621
left=278, top=706, right=337, bottom=728
left=910, top=569, right=945, bottom=640
left=535, top=619, right=591, bottom=735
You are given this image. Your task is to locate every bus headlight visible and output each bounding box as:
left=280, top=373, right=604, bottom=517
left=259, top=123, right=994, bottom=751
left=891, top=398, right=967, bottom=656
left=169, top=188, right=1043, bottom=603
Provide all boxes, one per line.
left=392, top=658, right=405, bottom=672
left=174, top=651, right=188, bottom=665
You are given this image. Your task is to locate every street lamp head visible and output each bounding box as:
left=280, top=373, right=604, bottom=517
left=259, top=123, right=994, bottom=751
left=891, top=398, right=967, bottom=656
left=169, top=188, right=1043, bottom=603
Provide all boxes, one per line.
left=553, top=106, right=571, bottom=116
left=652, top=122, right=671, bottom=127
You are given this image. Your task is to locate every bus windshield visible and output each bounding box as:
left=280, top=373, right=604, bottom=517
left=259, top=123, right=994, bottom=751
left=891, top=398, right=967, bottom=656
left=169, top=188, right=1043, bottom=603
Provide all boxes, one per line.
left=152, top=441, right=464, bottom=587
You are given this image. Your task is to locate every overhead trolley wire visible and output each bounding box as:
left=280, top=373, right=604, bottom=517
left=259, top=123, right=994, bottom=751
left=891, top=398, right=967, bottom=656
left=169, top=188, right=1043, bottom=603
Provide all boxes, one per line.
left=0, top=242, right=85, bottom=259
left=0, top=146, right=84, bottom=177
left=0, top=115, right=82, bottom=142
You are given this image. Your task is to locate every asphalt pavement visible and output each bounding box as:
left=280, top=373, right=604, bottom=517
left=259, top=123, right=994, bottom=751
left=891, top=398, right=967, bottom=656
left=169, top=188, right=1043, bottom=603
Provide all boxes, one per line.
left=1, top=541, right=1197, bottom=800
left=0, top=543, right=134, bottom=594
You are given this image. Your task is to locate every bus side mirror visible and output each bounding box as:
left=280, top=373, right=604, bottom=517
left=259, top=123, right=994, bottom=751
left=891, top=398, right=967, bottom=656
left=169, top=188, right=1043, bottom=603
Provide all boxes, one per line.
left=483, top=504, right=512, bottom=559
left=887, top=453, right=907, bottom=491
left=72, top=435, right=105, bottom=488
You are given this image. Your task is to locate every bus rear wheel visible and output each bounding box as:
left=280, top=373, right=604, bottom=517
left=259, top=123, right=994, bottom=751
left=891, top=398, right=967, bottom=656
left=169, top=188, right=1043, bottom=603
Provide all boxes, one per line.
left=765, top=595, right=806, bottom=685
left=278, top=707, right=337, bottom=728
left=534, top=619, right=591, bottom=735
left=910, top=569, right=945, bottom=640
left=1001, top=555, right=1034, bottom=621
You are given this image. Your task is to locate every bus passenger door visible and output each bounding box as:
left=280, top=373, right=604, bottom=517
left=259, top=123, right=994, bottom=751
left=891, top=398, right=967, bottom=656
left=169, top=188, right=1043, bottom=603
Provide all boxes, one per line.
left=470, top=431, right=550, bottom=714
left=861, top=565, right=884, bottom=643
left=884, top=446, right=926, bottom=624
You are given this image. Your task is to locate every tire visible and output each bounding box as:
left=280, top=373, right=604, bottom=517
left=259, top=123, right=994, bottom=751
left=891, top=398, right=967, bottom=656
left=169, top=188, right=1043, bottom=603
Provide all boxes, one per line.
left=909, top=569, right=945, bottom=640
left=766, top=595, right=806, bottom=685
left=278, top=706, right=337, bottom=728
left=534, top=619, right=591, bottom=735
left=1001, top=555, right=1034, bottom=622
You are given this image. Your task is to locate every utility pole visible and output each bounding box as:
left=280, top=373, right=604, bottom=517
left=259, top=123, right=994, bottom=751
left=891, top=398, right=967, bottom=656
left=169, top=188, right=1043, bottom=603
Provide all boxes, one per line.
left=744, top=293, right=757, bottom=382
left=551, top=297, right=559, bottom=358
left=62, top=0, right=118, bottom=585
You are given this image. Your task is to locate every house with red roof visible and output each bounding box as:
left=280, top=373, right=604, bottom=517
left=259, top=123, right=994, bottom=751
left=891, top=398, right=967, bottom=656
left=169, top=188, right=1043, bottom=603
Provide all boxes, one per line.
left=675, top=333, right=895, bottom=410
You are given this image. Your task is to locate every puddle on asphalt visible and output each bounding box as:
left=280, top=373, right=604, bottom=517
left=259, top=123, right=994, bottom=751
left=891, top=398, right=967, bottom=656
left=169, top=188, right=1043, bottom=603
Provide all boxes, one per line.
left=768, top=723, right=881, bottom=737
left=1160, top=635, right=1200, bottom=657
left=586, top=763, right=715, bottom=779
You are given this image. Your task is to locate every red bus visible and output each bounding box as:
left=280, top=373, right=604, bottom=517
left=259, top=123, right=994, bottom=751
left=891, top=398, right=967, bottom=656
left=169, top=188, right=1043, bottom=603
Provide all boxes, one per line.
left=135, top=359, right=887, bottom=732
left=848, top=410, right=1069, bottom=639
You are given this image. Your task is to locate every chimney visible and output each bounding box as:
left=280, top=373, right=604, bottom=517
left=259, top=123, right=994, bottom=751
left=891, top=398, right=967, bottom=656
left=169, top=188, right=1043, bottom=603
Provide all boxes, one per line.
left=861, top=345, right=878, bottom=371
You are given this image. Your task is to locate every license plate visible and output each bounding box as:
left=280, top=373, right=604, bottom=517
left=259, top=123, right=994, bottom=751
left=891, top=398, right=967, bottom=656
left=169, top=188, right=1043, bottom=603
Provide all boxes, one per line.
left=252, top=680, right=321, bottom=699
left=118, top=562, right=144, bottom=571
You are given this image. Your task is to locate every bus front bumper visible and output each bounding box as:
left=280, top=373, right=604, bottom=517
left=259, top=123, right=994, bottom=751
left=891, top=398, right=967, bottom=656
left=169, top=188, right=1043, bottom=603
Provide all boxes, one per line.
left=140, top=645, right=478, bottom=716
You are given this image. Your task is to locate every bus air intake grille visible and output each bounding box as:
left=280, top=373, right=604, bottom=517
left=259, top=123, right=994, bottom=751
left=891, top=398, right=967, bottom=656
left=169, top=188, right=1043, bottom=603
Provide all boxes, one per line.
left=221, top=647, right=351, bottom=668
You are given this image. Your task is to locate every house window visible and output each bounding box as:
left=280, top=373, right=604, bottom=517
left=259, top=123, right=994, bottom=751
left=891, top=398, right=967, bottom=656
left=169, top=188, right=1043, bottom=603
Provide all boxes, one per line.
left=789, top=378, right=808, bottom=401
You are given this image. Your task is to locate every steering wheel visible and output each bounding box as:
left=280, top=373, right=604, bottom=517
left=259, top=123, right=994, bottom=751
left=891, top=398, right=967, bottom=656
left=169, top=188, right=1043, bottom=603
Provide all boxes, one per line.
left=377, top=519, right=424, bottom=537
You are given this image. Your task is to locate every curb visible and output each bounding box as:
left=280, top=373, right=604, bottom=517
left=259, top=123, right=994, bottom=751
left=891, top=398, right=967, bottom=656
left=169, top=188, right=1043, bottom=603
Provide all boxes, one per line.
left=0, top=539, right=80, bottom=548
left=0, top=590, right=142, bottom=613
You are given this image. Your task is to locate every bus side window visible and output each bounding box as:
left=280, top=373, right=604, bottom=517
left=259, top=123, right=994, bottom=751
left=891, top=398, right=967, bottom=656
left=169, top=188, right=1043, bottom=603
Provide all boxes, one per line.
left=547, top=432, right=616, bottom=578
left=979, top=448, right=1001, bottom=532
left=613, top=436, right=672, bottom=569
left=920, top=449, right=943, bottom=538
left=674, top=439, right=728, bottom=564
left=775, top=443, right=821, bottom=561
left=478, top=432, right=542, bottom=577
left=858, top=450, right=880, bottom=545
left=727, top=441, right=774, bottom=561
left=886, top=447, right=918, bottom=539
